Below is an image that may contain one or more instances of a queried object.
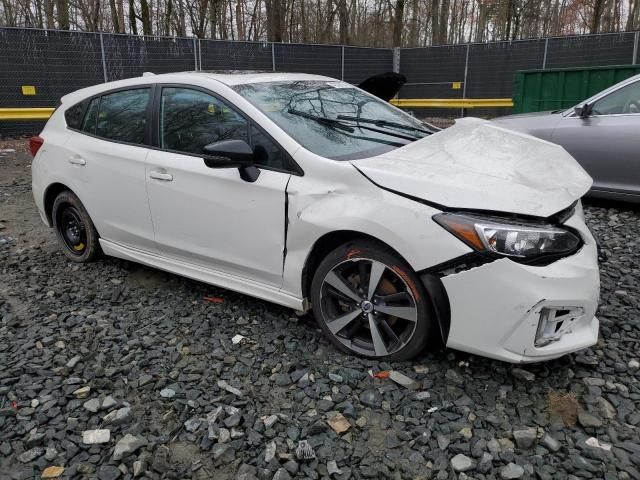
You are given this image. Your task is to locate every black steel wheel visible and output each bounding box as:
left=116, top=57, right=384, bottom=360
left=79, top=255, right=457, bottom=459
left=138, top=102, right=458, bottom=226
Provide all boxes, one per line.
left=311, top=240, right=434, bottom=361
left=52, top=190, right=101, bottom=262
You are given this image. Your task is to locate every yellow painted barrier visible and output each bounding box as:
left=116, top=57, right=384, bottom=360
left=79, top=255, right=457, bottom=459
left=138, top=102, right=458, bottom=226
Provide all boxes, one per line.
left=391, top=98, right=513, bottom=108
left=0, top=108, right=56, bottom=120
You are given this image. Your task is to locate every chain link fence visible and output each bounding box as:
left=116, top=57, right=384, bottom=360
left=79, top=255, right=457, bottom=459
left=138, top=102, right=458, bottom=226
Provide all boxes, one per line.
left=1, top=27, right=639, bottom=136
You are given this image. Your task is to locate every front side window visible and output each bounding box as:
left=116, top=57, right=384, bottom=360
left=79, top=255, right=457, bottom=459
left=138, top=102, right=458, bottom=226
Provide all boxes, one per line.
left=233, top=80, right=434, bottom=160
left=160, top=87, right=248, bottom=155
left=160, top=87, right=295, bottom=172
left=95, top=88, right=150, bottom=144
left=592, top=81, right=640, bottom=115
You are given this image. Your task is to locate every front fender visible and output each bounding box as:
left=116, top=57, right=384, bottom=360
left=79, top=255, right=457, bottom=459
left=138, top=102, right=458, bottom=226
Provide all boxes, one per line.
left=281, top=172, right=472, bottom=298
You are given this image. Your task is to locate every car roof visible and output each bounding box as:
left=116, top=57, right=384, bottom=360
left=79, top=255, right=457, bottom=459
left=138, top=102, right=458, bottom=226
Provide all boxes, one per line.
left=60, top=71, right=338, bottom=105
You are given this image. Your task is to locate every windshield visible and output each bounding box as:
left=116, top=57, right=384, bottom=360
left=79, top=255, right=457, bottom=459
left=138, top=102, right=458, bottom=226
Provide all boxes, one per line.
left=232, top=80, right=434, bottom=160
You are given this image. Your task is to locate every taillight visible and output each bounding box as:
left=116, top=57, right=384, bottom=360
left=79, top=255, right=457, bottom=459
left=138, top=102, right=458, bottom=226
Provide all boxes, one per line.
left=29, top=136, right=44, bottom=156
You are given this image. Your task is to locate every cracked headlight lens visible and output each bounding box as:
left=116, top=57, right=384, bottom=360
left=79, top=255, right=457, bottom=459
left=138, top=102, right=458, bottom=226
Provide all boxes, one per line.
left=433, top=213, right=581, bottom=262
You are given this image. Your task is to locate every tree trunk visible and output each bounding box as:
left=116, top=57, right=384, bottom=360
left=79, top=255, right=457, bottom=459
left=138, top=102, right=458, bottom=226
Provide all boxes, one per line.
left=392, top=0, right=405, bottom=46
left=56, top=0, right=70, bottom=29
left=590, top=0, right=605, bottom=33
left=236, top=0, right=245, bottom=39
left=44, top=0, right=55, bottom=29
left=627, top=0, right=640, bottom=30
left=128, top=0, right=138, bottom=34
left=437, top=0, right=448, bottom=44
left=109, top=0, right=120, bottom=32
left=265, top=0, right=284, bottom=41
left=139, top=0, right=152, bottom=35
left=116, top=0, right=125, bottom=32
left=431, top=0, right=439, bottom=45
left=338, top=0, right=349, bottom=44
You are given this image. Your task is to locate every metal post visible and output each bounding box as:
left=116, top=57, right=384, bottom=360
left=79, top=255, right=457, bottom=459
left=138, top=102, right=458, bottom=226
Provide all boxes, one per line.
left=193, top=36, right=198, bottom=71
left=272, top=43, right=276, bottom=72
left=341, top=45, right=345, bottom=81
left=198, top=38, right=202, bottom=70
left=392, top=47, right=400, bottom=73
left=633, top=32, right=639, bottom=65
left=461, top=43, right=470, bottom=118
left=99, top=32, right=108, bottom=83
left=542, top=37, right=549, bottom=70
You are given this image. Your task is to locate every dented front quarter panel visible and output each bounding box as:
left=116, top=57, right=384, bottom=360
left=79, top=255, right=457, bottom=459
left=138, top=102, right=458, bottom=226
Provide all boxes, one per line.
left=281, top=149, right=472, bottom=297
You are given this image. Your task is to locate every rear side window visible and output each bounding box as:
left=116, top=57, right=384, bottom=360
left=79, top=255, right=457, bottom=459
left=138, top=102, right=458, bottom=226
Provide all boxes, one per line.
left=64, top=101, right=86, bottom=129
left=96, top=88, right=150, bottom=144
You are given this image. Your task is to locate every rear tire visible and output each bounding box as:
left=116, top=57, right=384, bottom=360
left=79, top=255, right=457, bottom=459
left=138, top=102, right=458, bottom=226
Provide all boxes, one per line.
left=52, top=190, right=101, bottom=262
left=310, top=239, right=433, bottom=361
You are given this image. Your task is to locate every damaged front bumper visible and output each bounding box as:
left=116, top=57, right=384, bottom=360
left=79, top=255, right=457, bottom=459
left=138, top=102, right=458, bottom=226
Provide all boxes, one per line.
left=436, top=211, right=600, bottom=363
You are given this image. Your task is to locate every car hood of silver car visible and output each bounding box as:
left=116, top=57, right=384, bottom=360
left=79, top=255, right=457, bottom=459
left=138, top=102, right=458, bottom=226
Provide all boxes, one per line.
left=351, top=117, right=592, bottom=218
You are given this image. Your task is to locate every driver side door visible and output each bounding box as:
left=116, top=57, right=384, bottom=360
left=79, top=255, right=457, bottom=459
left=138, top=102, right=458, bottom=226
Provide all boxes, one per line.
left=145, top=85, right=292, bottom=287
left=552, top=79, right=640, bottom=195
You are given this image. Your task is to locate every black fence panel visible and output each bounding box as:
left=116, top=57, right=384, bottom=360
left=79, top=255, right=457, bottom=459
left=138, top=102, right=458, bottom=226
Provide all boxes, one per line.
left=545, top=32, right=636, bottom=69
left=200, top=40, right=273, bottom=71
left=398, top=45, right=467, bottom=99
left=343, top=47, right=393, bottom=84
left=0, top=28, right=104, bottom=135
left=465, top=39, right=546, bottom=98
left=274, top=43, right=342, bottom=78
left=103, top=34, right=196, bottom=81
left=0, top=28, right=103, bottom=108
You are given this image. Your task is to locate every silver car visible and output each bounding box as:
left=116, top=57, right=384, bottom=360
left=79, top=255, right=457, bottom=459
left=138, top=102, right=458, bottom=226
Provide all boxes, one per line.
left=494, top=73, right=640, bottom=202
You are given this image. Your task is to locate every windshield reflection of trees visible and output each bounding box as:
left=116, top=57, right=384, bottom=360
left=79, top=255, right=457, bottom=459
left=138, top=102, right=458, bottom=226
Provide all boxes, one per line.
left=276, top=81, right=408, bottom=147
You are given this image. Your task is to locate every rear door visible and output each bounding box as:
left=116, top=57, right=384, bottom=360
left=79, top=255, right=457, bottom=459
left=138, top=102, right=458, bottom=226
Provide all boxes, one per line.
left=552, top=80, right=640, bottom=195
left=66, top=87, right=157, bottom=252
left=145, top=85, right=294, bottom=287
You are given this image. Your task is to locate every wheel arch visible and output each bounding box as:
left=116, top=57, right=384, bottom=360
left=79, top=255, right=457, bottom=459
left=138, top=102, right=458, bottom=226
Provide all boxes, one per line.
left=43, top=182, right=73, bottom=226
left=301, top=229, right=451, bottom=346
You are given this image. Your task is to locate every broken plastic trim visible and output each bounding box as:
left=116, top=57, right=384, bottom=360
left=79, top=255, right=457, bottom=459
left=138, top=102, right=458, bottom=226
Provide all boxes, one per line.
left=420, top=252, right=496, bottom=278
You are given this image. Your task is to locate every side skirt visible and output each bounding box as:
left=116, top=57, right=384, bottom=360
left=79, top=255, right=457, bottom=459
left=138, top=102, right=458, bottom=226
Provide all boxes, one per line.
left=99, top=239, right=305, bottom=310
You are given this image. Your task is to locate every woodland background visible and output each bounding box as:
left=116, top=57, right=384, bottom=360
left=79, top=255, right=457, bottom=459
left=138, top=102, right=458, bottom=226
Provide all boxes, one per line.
left=1, top=0, right=640, bottom=48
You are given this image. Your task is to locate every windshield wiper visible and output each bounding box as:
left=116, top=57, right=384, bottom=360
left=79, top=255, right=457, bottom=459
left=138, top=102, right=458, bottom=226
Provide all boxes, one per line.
left=287, top=108, right=354, bottom=132
left=288, top=108, right=419, bottom=141
left=287, top=108, right=405, bottom=147
left=336, top=115, right=432, bottom=135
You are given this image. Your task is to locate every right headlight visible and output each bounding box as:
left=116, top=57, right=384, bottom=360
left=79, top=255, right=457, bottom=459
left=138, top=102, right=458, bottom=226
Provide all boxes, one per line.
left=433, top=212, right=582, bottom=263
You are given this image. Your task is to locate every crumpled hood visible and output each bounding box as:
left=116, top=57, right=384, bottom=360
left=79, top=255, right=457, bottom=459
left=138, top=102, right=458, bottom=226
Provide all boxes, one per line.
left=351, top=117, right=592, bottom=217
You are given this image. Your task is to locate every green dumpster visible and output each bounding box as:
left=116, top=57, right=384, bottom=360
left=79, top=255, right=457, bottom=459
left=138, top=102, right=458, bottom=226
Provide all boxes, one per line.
left=513, top=65, right=640, bottom=114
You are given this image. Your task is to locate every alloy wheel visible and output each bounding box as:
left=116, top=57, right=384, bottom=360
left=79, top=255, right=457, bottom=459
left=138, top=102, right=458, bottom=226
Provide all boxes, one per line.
left=319, top=257, right=419, bottom=357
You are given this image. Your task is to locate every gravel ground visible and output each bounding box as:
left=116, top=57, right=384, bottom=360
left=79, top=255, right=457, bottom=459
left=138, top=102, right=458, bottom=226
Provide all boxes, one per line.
left=1, top=139, right=640, bottom=480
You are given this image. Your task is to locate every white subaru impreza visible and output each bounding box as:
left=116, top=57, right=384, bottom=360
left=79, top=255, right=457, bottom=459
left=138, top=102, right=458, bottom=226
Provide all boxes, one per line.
left=31, top=72, right=600, bottom=363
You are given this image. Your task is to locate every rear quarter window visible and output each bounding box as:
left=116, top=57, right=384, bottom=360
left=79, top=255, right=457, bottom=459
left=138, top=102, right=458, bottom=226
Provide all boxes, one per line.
left=64, top=101, right=86, bottom=129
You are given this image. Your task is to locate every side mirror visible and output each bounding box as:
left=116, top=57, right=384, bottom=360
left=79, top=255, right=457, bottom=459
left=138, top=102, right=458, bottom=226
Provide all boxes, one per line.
left=574, top=103, right=592, bottom=118
left=203, top=139, right=254, bottom=168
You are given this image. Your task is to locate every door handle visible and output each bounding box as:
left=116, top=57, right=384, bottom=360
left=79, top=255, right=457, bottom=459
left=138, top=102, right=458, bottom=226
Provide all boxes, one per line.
left=149, top=170, right=173, bottom=181
left=68, top=156, right=86, bottom=166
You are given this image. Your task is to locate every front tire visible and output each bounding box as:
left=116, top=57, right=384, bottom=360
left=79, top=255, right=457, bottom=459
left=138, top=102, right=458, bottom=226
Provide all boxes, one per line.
left=310, top=240, right=434, bottom=361
left=52, top=190, right=101, bottom=262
